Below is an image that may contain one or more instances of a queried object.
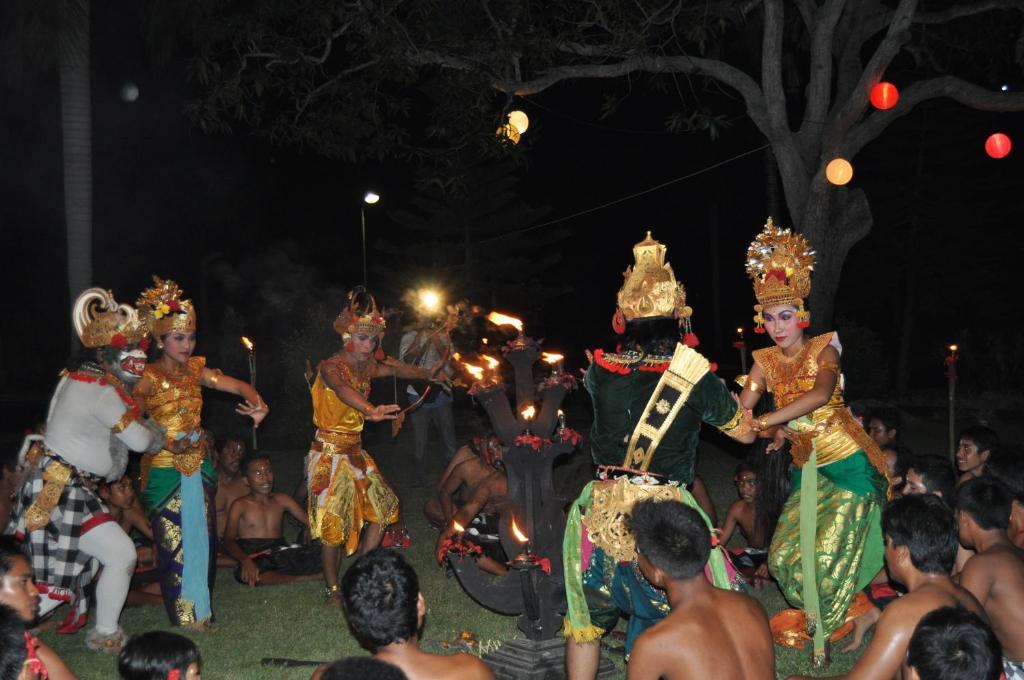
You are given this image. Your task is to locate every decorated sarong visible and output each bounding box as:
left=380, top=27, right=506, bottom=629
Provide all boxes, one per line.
left=142, top=460, right=217, bottom=626
left=768, top=450, right=886, bottom=654
left=306, top=429, right=399, bottom=555
left=232, top=538, right=321, bottom=584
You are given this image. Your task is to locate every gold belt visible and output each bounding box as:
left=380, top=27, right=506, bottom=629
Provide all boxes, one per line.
left=788, top=411, right=860, bottom=468
left=314, top=429, right=362, bottom=456
left=24, top=453, right=74, bottom=532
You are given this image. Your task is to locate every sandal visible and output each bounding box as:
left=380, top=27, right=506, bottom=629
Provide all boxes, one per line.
left=84, top=626, right=127, bottom=654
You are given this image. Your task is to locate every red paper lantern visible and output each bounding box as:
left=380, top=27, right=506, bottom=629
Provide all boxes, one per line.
left=869, top=82, right=899, bottom=110
left=985, top=133, right=1012, bottom=159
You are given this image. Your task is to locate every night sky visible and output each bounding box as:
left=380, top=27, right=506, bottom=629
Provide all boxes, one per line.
left=3, top=5, right=1023, bottom=429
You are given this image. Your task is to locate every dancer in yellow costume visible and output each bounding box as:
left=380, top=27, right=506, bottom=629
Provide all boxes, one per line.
left=134, top=277, right=267, bottom=627
left=308, top=288, right=441, bottom=604
left=738, top=220, right=890, bottom=666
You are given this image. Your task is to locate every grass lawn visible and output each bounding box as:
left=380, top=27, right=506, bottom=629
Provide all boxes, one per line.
left=40, top=410, right=873, bottom=679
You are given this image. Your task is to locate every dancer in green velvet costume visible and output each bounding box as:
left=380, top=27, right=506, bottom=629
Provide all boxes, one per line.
left=738, top=219, right=891, bottom=666
left=563, top=233, right=756, bottom=680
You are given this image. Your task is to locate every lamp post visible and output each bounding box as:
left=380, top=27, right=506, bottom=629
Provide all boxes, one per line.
left=361, top=191, right=380, bottom=286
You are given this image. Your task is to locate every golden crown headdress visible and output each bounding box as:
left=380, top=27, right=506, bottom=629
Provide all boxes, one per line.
left=333, top=287, right=387, bottom=338
left=615, top=232, right=701, bottom=346
left=136, top=276, right=197, bottom=337
left=72, top=288, right=149, bottom=349
left=745, top=218, right=815, bottom=332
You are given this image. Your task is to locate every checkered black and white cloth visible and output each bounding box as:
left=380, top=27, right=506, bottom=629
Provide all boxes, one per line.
left=7, top=451, right=111, bottom=625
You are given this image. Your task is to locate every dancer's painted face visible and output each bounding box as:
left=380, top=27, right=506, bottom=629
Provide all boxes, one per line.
left=0, top=555, right=39, bottom=622
left=349, top=332, right=376, bottom=360
left=163, top=332, right=197, bottom=364
left=762, top=305, right=801, bottom=350
left=111, top=347, right=148, bottom=384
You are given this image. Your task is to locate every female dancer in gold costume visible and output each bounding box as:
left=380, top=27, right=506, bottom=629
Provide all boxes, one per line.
left=738, top=221, right=889, bottom=665
left=308, top=288, right=441, bottom=604
left=134, top=277, right=268, bottom=627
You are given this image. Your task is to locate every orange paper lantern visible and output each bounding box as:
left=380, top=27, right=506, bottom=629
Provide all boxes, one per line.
left=825, top=158, right=854, bottom=185
left=869, top=82, right=899, bottom=110
left=985, top=133, right=1012, bottom=159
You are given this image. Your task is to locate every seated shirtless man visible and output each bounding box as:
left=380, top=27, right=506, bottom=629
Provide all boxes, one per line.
left=223, top=454, right=321, bottom=587
left=430, top=434, right=510, bottom=575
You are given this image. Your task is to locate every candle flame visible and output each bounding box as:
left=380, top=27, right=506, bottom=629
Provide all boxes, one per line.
left=463, top=364, right=484, bottom=381
left=520, top=404, right=536, bottom=421
left=541, top=352, right=564, bottom=364
left=949, top=344, right=959, bottom=352
left=557, top=409, right=564, bottom=417
left=241, top=336, right=254, bottom=351
left=486, top=311, right=524, bottom=332
left=453, top=520, right=466, bottom=533
left=510, top=518, right=528, bottom=543
left=481, top=354, right=500, bottom=369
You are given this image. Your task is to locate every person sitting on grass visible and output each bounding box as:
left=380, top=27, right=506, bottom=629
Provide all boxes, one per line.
left=955, top=425, right=998, bottom=485
left=118, top=631, right=201, bottom=680
left=222, top=454, right=322, bottom=588
left=843, top=454, right=964, bottom=653
left=424, top=433, right=504, bottom=529
left=626, top=499, right=774, bottom=680
left=903, top=606, right=1003, bottom=680
left=97, top=475, right=162, bottom=606
left=788, top=495, right=986, bottom=680
left=0, top=538, right=76, bottom=679
left=341, top=549, right=493, bottom=680
left=0, top=603, right=48, bottom=680
left=954, top=477, right=1024, bottom=680
left=718, top=462, right=768, bottom=588
left=213, top=436, right=248, bottom=540
left=311, top=656, right=409, bottom=680
left=984, top=446, right=1024, bottom=549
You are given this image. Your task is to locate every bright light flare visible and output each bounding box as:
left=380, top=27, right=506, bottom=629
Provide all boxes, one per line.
left=453, top=520, right=466, bottom=533
left=510, top=518, right=528, bottom=543
left=363, top=191, right=381, bottom=204
left=520, top=404, right=536, bottom=421
left=507, top=110, right=530, bottom=134
left=481, top=354, right=500, bottom=369
left=486, top=311, right=524, bottom=332
left=949, top=344, right=959, bottom=352
left=557, top=409, right=564, bottom=417
left=418, top=288, right=442, bottom=312
left=241, top=336, right=254, bottom=351
left=541, top=352, right=564, bottom=364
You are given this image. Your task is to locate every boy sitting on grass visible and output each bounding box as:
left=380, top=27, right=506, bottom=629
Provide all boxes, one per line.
left=223, top=454, right=321, bottom=587
left=626, top=499, right=774, bottom=680
left=788, top=495, right=986, bottom=680
left=954, top=477, right=1024, bottom=680
left=341, top=549, right=493, bottom=680
left=903, top=606, right=1003, bottom=680
left=719, top=462, right=768, bottom=588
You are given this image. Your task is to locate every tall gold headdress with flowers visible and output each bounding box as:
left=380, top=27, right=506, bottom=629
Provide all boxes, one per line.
left=745, top=218, right=816, bottom=333
left=614, top=232, right=699, bottom=346
left=72, top=287, right=149, bottom=349
left=333, top=286, right=386, bottom=339
left=136, top=276, right=197, bottom=337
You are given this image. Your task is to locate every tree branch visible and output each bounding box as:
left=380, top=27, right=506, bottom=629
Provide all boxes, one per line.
left=800, top=0, right=848, bottom=139
left=846, top=75, right=1024, bottom=156
left=824, top=0, right=917, bottom=151
left=912, top=0, right=1024, bottom=23
left=489, top=54, right=770, bottom=132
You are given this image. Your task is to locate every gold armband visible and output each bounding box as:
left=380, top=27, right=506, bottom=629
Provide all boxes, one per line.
left=818, top=361, right=840, bottom=378
left=111, top=410, right=140, bottom=434
left=207, top=368, right=223, bottom=387
left=748, top=379, right=762, bottom=393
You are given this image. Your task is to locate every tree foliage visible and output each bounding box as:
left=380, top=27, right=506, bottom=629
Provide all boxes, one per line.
left=186, top=0, right=1024, bottom=323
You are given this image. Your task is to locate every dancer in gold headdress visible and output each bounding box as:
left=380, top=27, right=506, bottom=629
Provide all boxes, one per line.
left=133, top=277, right=268, bottom=627
left=308, top=288, right=442, bottom=605
left=739, top=219, right=889, bottom=666
left=563, top=233, right=757, bottom=679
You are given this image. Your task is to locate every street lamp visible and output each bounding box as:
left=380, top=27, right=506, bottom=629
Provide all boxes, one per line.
left=361, top=191, right=381, bottom=286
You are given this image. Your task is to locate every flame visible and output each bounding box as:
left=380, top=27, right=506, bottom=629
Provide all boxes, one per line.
left=481, top=354, right=500, bottom=369
left=557, top=409, right=564, bottom=417
left=453, top=520, right=466, bottom=533
left=486, top=311, right=524, bottom=332
left=241, top=336, right=254, bottom=351
left=949, top=344, right=959, bottom=352
left=520, top=404, right=536, bottom=421
left=452, top=352, right=462, bottom=360
left=541, top=352, right=564, bottom=364
left=481, top=337, right=489, bottom=345
left=463, top=364, right=484, bottom=381
left=510, top=518, right=528, bottom=543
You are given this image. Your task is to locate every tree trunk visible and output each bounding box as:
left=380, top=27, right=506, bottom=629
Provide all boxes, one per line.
left=59, top=0, right=92, bottom=336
